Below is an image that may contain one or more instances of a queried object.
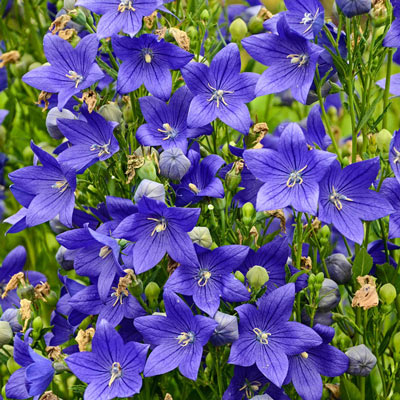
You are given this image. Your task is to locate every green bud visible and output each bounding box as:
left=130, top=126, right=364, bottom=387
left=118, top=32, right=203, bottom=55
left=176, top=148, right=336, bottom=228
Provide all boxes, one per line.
left=229, top=18, right=248, bottom=41
left=205, top=352, right=214, bottom=369
left=32, top=316, right=43, bottom=332
left=159, top=300, right=165, bottom=312
left=186, top=26, right=198, bottom=41
left=368, top=134, right=377, bottom=155
left=376, top=129, right=392, bottom=153
left=28, top=62, right=42, bottom=71
left=316, top=272, right=324, bottom=285
left=308, top=273, right=316, bottom=290
left=226, top=167, right=242, bottom=192
left=380, top=283, right=397, bottom=305
left=395, top=294, right=400, bottom=316
left=137, top=160, right=158, bottom=181
left=246, top=265, right=269, bottom=291
left=381, top=304, right=392, bottom=314
left=393, top=332, right=400, bottom=353
left=17, top=284, right=35, bottom=301
left=45, top=290, right=59, bottom=307
left=123, top=104, right=133, bottom=123
left=144, top=282, right=160, bottom=302
left=200, top=9, right=210, bottom=21
left=248, top=16, right=264, bottom=34
left=98, top=103, right=123, bottom=123
left=235, top=270, right=245, bottom=284
left=242, top=202, right=255, bottom=227
left=319, top=224, right=330, bottom=239
left=213, top=197, right=226, bottom=211
left=342, top=157, right=350, bottom=167
left=71, top=7, right=87, bottom=25
left=131, top=279, right=143, bottom=297
left=0, top=321, right=13, bottom=346
left=7, top=357, right=20, bottom=374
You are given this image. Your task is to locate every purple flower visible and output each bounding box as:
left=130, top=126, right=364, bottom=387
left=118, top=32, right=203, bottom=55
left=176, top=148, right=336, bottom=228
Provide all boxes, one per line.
left=57, top=107, right=119, bottom=172
left=134, top=291, right=218, bottom=380
left=182, top=43, right=259, bottom=134
left=173, top=148, right=225, bottom=206
left=57, top=226, right=124, bottom=300
left=137, top=86, right=212, bottom=153
left=237, top=235, right=289, bottom=294
left=389, top=130, right=400, bottom=183
left=383, top=19, right=400, bottom=48
left=211, top=312, right=239, bottom=346
left=6, top=334, right=54, bottom=399
left=228, top=283, right=322, bottom=387
left=305, top=104, right=331, bottom=150
left=7, top=142, right=76, bottom=229
left=113, top=196, right=200, bottom=273
left=113, top=33, right=192, bottom=100
left=66, top=319, right=149, bottom=400
left=336, top=0, right=371, bottom=18
left=165, top=245, right=250, bottom=316
left=243, top=123, right=336, bottom=215
left=318, top=158, right=393, bottom=244
left=285, top=324, right=349, bottom=400
left=284, top=0, right=325, bottom=39
left=242, top=16, right=324, bottom=104
left=159, top=147, right=191, bottom=181
left=76, top=0, right=162, bottom=38
left=22, top=34, right=104, bottom=109
left=380, top=178, right=400, bottom=239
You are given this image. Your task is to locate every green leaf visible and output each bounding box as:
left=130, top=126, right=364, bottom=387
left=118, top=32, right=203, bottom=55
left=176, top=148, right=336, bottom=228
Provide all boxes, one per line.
left=289, top=269, right=308, bottom=283
left=340, top=377, right=361, bottom=400
left=376, top=263, right=396, bottom=284
left=353, top=248, right=373, bottom=278
left=356, top=91, right=384, bottom=133
left=378, top=321, right=398, bottom=356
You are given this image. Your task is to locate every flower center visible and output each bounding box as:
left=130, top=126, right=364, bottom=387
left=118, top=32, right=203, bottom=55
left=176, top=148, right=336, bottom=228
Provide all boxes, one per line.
left=301, top=352, right=309, bottom=359
left=393, top=147, right=400, bottom=164
left=109, top=362, right=123, bottom=387
left=188, top=183, right=200, bottom=194
left=141, top=48, right=153, bottom=63
left=286, top=165, right=307, bottom=187
left=99, top=245, right=112, bottom=259
left=90, top=142, right=111, bottom=157
left=207, top=83, right=234, bottom=108
left=329, top=186, right=353, bottom=211
left=147, top=217, right=167, bottom=236
left=300, top=9, right=319, bottom=34
left=177, top=331, right=195, bottom=346
left=52, top=180, right=69, bottom=193
left=65, top=70, right=84, bottom=88
left=253, top=328, right=271, bottom=344
left=158, top=123, right=178, bottom=140
left=118, top=0, right=135, bottom=12
left=197, top=269, right=211, bottom=286
left=239, top=380, right=262, bottom=399
left=287, top=53, right=309, bottom=67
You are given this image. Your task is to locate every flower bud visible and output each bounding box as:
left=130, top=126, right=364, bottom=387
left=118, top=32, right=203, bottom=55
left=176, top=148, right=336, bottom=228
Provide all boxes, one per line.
left=56, top=246, right=75, bottom=271
left=325, top=253, right=352, bottom=284
left=380, top=283, right=397, bottom=305
left=376, top=129, right=392, bottom=153
left=317, top=279, right=340, bottom=312
left=205, top=352, right=214, bottom=369
left=246, top=265, right=269, bottom=291
left=301, top=309, right=334, bottom=326
left=144, top=282, right=160, bottom=308
left=319, top=224, right=331, bottom=238
left=213, top=197, right=226, bottom=211
left=234, top=270, right=245, bottom=284
left=225, top=165, right=242, bottom=191
left=17, top=284, right=35, bottom=301
left=46, top=107, right=76, bottom=140
left=134, top=179, right=165, bottom=203
left=49, top=216, right=69, bottom=234
left=335, top=0, right=371, bottom=18
left=32, top=316, right=43, bottom=332
left=229, top=18, right=248, bottom=42
left=0, top=309, right=22, bottom=332
left=186, top=26, right=198, bottom=41
left=188, top=227, right=213, bottom=248
left=46, top=290, right=59, bottom=307
left=98, top=103, right=122, bottom=123
left=7, top=357, right=20, bottom=374
left=64, top=0, right=76, bottom=10
left=242, top=202, right=255, bottom=226
left=0, top=321, right=13, bottom=346
left=131, top=279, right=143, bottom=297
left=70, top=7, right=87, bottom=25
left=346, top=344, right=376, bottom=376
left=159, top=148, right=191, bottom=181
left=210, top=312, right=239, bottom=346
left=200, top=9, right=209, bottom=21
left=136, top=160, right=157, bottom=181
left=393, top=332, right=400, bottom=353
left=248, top=16, right=264, bottom=34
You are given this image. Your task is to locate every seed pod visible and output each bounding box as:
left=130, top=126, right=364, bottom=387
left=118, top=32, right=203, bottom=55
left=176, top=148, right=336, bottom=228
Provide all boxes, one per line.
left=159, top=148, right=190, bottom=181
left=325, top=253, right=352, bottom=284
left=210, top=312, right=239, bottom=346
left=46, top=107, right=76, bottom=140
left=346, top=344, right=377, bottom=376
left=134, top=179, right=165, bottom=203
left=317, top=279, right=340, bottom=312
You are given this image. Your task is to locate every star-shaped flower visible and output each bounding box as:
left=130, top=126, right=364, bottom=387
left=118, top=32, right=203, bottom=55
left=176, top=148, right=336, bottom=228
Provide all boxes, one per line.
left=22, top=34, right=104, bottom=109
left=182, top=43, right=259, bottom=134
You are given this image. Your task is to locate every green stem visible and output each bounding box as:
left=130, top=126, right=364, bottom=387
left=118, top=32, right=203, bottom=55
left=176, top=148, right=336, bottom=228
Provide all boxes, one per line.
left=295, top=212, right=303, bottom=270
left=383, top=48, right=393, bottom=130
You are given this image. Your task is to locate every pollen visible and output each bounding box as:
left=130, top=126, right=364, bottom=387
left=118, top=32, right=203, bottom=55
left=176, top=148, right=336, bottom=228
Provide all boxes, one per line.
left=65, top=70, right=84, bottom=88
left=329, top=186, right=353, bottom=211
left=177, top=331, right=195, bottom=346
left=147, top=217, right=167, bottom=236
left=287, top=53, right=309, bottom=67
left=188, top=183, right=200, bottom=194
left=253, top=328, right=271, bottom=345
left=197, top=270, right=211, bottom=286
left=286, top=165, right=307, bottom=188
left=207, top=83, right=234, bottom=108
left=145, top=53, right=152, bottom=63
left=99, top=245, right=112, bottom=259
left=52, top=180, right=69, bottom=193
left=301, top=352, right=309, bottom=359
left=109, top=362, right=123, bottom=386
left=118, top=0, right=135, bottom=12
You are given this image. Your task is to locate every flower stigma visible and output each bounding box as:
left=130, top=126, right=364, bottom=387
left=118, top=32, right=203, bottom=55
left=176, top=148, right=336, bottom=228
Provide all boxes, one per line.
left=239, top=380, right=262, bottom=399
left=90, top=141, right=111, bottom=157
left=147, top=217, right=167, bottom=236
left=65, top=70, right=84, bottom=88
left=329, top=186, right=353, bottom=211
left=207, top=83, right=234, bottom=108
left=52, top=180, right=69, bottom=193
left=177, top=331, right=195, bottom=346
left=197, top=269, right=211, bottom=286
left=300, top=9, right=319, bottom=34
left=158, top=123, right=178, bottom=140
left=286, top=165, right=307, bottom=187
left=287, top=53, right=309, bottom=67
left=141, top=48, right=153, bottom=63
left=393, top=147, right=400, bottom=164
left=188, top=183, right=200, bottom=194
left=253, top=328, right=271, bottom=344
left=109, top=362, right=123, bottom=387
left=118, top=0, right=135, bottom=12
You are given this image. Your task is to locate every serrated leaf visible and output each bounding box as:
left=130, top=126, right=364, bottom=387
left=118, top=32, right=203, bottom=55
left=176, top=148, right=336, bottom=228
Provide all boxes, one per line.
left=353, top=248, right=373, bottom=278
left=340, top=377, right=361, bottom=400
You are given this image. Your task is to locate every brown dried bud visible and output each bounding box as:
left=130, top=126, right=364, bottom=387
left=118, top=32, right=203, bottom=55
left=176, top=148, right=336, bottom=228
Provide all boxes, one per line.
left=164, top=395, right=173, bottom=400
left=126, top=154, right=145, bottom=184
left=76, top=327, right=95, bottom=352
left=324, top=383, right=340, bottom=399
left=46, top=346, right=62, bottom=361
left=170, top=28, right=190, bottom=52
left=155, top=27, right=167, bottom=40
left=257, top=7, right=273, bottom=21
left=264, top=209, right=286, bottom=233
left=40, top=391, right=60, bottom=400
left=304, top=217, right=321, bottom=234
left=34, top=282, right=51, bottom=302
left=49, top=15, right=71, bottom=34
left=36, top=91, right=53, bottom=112
left=352, top=275, right=379, bottom=310
left=144, top=11, right=158, bottom=29
left=58, top=28, right=77, bottom=41
left=300, top=256, right=312, bottom=271
left=167, top=256, right=180, bottom=276
left=20, top=299, right=32, bottom=332
left=2, top=272, right=25, bottom=299
left=0, top=50, right=20, bottom=68
left=111, top=269, right=136, bottom=305
left=253, top=122, right=269, bottom=136
left=249, top=226, right=260, bottom=247
left=81, top=90, right=97, bottom=113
